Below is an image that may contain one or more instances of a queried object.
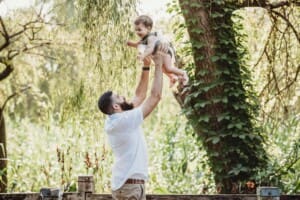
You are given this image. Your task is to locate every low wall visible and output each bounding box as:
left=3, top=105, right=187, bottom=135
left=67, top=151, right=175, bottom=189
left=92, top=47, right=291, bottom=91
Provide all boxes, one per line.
left=0, top=176, right=298, bottom=200
left=0, top=193, right=299, bottom=200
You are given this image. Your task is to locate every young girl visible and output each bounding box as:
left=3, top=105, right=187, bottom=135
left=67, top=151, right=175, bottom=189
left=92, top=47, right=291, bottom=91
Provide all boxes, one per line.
left=127, top=15, right=188, bottom=86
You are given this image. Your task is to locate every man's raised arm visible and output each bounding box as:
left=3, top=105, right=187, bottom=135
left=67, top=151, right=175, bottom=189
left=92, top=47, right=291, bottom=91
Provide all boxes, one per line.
left=141, top=53, right=163, bottom=119
left=131, top=57, right=151, bottom=108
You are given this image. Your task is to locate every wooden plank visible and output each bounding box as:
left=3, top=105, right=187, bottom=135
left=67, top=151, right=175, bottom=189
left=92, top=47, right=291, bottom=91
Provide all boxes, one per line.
left=0, top=193, right=298, bottom=200
left=0, top=193, right=39, bottom=200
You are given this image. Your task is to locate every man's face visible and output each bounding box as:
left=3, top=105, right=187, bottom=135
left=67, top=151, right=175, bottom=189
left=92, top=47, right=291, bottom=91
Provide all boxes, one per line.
left=135, top=23, right=150, bottom=39
left=111, top=93, right=133, bottom=111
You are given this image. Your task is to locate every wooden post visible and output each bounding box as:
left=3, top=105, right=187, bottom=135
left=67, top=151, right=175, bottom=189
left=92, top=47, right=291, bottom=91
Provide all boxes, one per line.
left=78, top=175, right=95, bottom=193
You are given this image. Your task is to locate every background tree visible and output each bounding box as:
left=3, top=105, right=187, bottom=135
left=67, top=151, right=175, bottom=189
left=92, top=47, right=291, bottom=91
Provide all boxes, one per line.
left=172, top=0, right=299, bottom=193
left=1, top=0, right=144, bottom=193
left=0, top=6, right=54, bottom=192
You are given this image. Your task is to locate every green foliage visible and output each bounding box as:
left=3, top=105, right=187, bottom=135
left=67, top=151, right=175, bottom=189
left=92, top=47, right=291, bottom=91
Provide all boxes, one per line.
left=1, top=1, right=135, bottom=192
left=258, top=114, right=300, bottom=193
left=7, top=115, right=112, bottom=192
left=1, top=0, right=299, bottom=195
left=2, top=1, right=214, bottom=193
left=148, top=117, right=215, bottom=194
left=239, top=6, right=300, bottom=194
left=77, top=0, right=137, bottom=70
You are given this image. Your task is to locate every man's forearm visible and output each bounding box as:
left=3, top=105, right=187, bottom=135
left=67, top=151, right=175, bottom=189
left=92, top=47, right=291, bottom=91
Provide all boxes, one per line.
left=142, top=54, right=163, bottom=119
left=135, top=68, right=149, bottom=99
left=150, top=57, right=163, bottom=99
left=141, top=54, right=163, bottom=118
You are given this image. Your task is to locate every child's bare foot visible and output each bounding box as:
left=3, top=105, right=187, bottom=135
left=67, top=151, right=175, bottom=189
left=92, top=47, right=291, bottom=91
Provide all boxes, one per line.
left=169, top=75, right=178, bottom=88
left=169, top=78, right=176, bottom=88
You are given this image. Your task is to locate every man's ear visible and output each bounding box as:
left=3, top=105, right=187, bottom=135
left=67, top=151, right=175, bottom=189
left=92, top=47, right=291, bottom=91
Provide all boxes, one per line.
left=112, top=103, right=120, bottom=111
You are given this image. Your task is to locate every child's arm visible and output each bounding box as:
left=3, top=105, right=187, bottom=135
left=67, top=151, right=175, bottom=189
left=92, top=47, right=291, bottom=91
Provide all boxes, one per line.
left=138, top=35, right=158, bottom=60
left=127, top=40, right=140, bottom=48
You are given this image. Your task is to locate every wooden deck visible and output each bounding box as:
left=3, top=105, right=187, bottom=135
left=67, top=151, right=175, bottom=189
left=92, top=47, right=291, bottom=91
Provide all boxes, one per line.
left=0, top=193, right=299, bottom=200
left=1, top=176, right=297, bottom=200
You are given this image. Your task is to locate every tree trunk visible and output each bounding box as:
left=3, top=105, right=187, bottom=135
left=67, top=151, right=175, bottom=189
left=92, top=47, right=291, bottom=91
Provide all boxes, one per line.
left=0, top=108, right=7, bottom=192
left=176, top=0, right=268, bottom=193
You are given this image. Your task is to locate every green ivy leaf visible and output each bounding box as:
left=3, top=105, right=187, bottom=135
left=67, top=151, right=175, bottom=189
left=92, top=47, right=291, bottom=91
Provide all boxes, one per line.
left=191, top=28, right=204, bottom=34
left=190, top=2, right=202, bottom=8
left=183, top=95, right=191, bottom=105
left=217, top=112, right=230, bottom=122
left=194, top=42, right=204, bottom=49
left=211, top=12, right=224, bottom=18
left=198, top=115, right=210, bottom=123
left=212, top=137, right=220, bottom=144
left=198, top=69, right=209, bottom=76
left=222, top=97, right=228, bottom=103
left=211, top=55, right=219, bottom=62
left=239, top=134, right=246, bottom=139
left=195, top=55, right=205, bottom=61
left=228, top=123, right=234, bottom=129
left=195, top=100, right=210, bottom=108
left=235, top=123, right=243, bottom=129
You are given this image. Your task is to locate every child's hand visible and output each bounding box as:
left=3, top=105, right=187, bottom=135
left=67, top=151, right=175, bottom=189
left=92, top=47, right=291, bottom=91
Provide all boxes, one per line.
left=127, top=40, right=139, bottom=48
left=152, top=53, right=164, bottom=67
left=127, top=40, right=134, bottom=46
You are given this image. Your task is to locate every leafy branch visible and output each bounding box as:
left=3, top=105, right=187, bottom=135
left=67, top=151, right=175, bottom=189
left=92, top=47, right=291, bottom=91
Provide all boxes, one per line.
left=0, top=86, right=31, bottom=111
left=256, top=5, right=299, bottom=111
left=0, top=86, right=31, bottom=131
left=270, top=9, right=300, bottom=43
left=237, top=0, right=299, bottom=9
left=0, top=8, right=54, bottom=81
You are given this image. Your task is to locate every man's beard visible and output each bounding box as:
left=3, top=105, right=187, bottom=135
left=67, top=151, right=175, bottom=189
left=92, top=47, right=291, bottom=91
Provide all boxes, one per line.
left=119, top=101, right=134, bottom=111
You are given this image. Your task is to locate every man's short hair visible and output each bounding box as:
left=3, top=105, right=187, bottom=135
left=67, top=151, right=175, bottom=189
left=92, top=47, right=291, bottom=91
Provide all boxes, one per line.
left=98, top=91, right=113, bottom=115
left=134, top=15, right=153, bottom=29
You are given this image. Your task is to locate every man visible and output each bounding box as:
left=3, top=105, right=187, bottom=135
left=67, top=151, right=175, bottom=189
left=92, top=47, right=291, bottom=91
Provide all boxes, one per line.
left=98, top=51, right=164, bottom=199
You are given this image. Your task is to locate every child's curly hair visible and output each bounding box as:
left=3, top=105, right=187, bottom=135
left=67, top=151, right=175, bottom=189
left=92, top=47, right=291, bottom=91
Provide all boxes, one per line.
left=134, top=15, right=153, bottom=29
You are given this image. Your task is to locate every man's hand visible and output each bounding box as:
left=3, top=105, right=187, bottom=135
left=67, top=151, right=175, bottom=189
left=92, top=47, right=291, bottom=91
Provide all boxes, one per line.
left=152, top=52, right=164, bottom=67
left=137, top=53, right=144, bottom=61
left=143, top=56, right=151, bottom=67
left=157, top=42, right=169, bottom=54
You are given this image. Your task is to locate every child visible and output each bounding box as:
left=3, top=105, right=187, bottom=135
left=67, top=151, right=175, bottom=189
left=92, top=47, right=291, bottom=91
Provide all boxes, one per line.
left=127, top=15, right=188, bottom=86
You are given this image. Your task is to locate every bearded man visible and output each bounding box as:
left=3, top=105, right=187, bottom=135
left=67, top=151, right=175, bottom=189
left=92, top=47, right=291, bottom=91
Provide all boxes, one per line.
left=98, top=50, right=165, bottom=200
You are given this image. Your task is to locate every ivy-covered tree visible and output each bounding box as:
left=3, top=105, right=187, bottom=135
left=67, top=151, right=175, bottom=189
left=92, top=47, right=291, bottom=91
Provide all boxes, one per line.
left=173, top=0, right=299, bottom=193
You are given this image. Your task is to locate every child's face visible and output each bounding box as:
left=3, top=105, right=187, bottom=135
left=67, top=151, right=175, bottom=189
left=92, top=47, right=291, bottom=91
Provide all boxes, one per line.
left=135, top=23, right=150, bottom=39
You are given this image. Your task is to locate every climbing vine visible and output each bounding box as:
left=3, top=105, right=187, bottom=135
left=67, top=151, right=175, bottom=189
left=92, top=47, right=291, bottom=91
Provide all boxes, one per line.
left=170, top=0, right=271, bottom=193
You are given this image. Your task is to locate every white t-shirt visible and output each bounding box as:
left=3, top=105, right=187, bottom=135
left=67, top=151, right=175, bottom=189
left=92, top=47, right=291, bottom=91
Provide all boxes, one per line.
left=104, top=107, right=148, bottom=191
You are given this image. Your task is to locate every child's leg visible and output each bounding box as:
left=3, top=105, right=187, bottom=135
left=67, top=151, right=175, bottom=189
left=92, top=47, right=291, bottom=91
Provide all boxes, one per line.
left=163, top=54, right=189, bottom=85
left=162, top=64, right=178, bottom=88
